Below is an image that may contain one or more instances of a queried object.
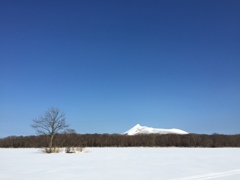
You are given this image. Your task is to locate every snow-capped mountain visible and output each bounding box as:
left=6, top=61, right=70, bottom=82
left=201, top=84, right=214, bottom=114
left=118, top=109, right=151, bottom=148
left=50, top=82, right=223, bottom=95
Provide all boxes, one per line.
left=124, top=124, right=188, bottom=135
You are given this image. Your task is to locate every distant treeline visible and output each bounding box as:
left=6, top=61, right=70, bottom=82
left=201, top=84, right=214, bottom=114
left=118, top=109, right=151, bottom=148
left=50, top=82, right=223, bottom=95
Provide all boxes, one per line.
left=0, top=133, right=240, bottom=148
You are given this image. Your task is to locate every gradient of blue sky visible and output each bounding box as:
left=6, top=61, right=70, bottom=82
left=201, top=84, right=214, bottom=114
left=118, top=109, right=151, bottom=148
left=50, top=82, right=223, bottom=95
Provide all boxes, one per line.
left=0, top=0, right=239, bottom=137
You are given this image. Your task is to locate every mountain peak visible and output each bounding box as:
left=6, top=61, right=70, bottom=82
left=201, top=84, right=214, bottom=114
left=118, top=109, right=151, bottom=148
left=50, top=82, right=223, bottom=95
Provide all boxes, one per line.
left=133, top=124, right=141, bottom=128
left=124, top=124, right=188, bottom=135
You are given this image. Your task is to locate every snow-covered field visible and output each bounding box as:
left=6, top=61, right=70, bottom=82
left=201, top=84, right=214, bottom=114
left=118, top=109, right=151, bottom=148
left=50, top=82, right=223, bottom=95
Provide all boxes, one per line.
left=1, top=148, right=240, bottom=180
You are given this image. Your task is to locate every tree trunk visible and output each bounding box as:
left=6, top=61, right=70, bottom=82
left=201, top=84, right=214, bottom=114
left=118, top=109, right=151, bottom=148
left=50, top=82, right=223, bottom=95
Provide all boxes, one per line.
left=49, top=135, right=54, bottom=153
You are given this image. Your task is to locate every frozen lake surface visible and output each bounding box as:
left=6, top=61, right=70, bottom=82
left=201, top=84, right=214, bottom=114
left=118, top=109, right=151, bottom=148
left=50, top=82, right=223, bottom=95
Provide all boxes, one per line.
left=1, top=148, right=240, bottom=180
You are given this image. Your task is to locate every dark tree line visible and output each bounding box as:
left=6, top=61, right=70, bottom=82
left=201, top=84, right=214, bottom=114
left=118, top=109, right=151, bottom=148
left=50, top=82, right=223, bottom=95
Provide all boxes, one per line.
left=0, top=133, right=240, bottom=148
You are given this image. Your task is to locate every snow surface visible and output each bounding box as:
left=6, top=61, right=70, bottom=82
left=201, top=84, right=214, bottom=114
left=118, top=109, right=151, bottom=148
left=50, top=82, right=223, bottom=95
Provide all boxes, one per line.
left=124, top=124, right=188, bottom=135
left=1, top=148, right=240, bottom=180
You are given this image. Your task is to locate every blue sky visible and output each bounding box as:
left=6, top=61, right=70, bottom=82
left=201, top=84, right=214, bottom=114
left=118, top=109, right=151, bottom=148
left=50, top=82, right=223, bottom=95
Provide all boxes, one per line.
left=0, top=0, right=240, bottom=137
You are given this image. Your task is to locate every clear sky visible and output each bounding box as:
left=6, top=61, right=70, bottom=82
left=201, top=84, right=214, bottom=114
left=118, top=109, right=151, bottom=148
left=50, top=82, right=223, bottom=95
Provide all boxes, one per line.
left=0, top=0, right=239, bottom=137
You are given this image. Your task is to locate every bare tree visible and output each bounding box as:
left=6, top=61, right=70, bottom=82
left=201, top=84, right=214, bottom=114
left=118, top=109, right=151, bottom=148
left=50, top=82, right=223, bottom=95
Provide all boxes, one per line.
left=31, top=107, right=68, bottom=153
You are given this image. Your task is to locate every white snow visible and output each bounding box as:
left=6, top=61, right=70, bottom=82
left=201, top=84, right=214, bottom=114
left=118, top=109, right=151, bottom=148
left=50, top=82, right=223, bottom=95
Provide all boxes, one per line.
left=1, top=148, right=240, bottom=180
left=124, top=124, right=188, bottom=135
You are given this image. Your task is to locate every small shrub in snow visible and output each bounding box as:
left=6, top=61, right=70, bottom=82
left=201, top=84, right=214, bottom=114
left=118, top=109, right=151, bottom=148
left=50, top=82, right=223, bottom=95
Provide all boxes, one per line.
left=65, top=147, right=74, bottom=153
left=75, top=147, right=83, bottom=152
left=43, top=147, right=62, bottom=153
left=65, top=147, right=84, bottom=153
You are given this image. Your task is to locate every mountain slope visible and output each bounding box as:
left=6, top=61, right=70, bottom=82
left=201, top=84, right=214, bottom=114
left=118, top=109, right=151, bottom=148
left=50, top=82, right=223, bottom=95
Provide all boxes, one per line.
left=124, top=124, right=188, bottom=135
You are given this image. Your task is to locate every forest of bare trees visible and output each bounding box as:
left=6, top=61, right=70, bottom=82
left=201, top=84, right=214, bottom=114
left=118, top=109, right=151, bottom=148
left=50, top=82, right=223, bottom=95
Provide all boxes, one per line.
left=0, top=133, right=239, bottom=148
